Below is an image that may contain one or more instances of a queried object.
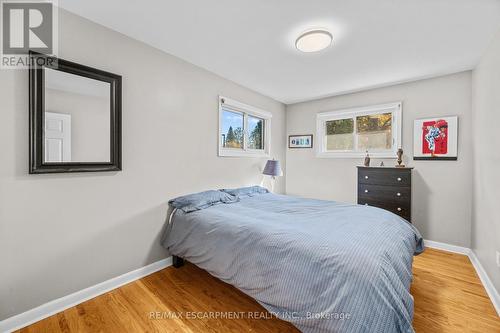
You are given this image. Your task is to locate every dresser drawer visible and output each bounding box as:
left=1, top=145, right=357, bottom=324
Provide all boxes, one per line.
left=358, top=184, right=411, bottom=204
left=358, top=199, right=411, bottom=222
left=357, top=166, right=413, bottom=223
left=358, top=168, right=411, bottom=187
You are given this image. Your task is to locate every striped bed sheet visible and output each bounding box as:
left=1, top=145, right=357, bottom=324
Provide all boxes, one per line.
left=162, top=192, right=423, bottom=333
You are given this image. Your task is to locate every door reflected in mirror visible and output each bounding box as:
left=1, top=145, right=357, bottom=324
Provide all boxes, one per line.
left=44, top=68, right=111, bottom=163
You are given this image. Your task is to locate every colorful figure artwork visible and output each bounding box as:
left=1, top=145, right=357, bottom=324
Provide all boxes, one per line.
left=422, top=119, right=448, bottom=157
left=413, top=116, right=458, bottom=160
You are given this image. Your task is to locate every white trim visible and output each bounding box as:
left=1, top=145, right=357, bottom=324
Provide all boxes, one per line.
left=218, top=96, right=271, bottom=158
left=424, top=239, right=500, bottom=316
left=468, top=251, right=500, bottom=316
left=219, top=96, right=272, bottom=119
left=0, top=257, right=172, bottom=333
left=217, top=148, right=270, bottom=158
left=316, top=151, right=398, bottom=159
left=423, top=239, right=471, bottom=255
left=316, top=102, right=402, bottom=158
left=317, top=102, right=402, bottom=119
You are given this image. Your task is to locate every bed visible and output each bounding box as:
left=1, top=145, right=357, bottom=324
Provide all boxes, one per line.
left=161, top=187, right=424, bottom=333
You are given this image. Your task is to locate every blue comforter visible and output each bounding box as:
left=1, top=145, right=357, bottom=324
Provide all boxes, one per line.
left=162, top=192, right=423, bottom=333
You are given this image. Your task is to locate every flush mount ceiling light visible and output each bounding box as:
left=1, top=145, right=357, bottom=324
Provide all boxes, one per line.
left=295, top=29, right=333, bottom=53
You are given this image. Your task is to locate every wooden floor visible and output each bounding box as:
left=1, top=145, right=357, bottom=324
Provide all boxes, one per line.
left=411, top=249, right=499, bottom=332
left=17, top=248, right=499, bottom=333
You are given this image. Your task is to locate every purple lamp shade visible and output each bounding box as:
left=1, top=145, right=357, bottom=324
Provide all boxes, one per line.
left=263, top=159, right=282, bottom=177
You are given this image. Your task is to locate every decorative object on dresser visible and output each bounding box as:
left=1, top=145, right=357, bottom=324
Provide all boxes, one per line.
left=363, top=150, right=370, bottom=167
left=357, top=166, right=413, bottom=222
left=288, top=135, right=313, bottom=148
left=396, top=148, right=405, bottom=167
left=413, top=116, right=458, bottom=160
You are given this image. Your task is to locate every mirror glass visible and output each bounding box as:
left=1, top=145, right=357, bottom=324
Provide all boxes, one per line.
left=44, top=68, right=111, bottom=163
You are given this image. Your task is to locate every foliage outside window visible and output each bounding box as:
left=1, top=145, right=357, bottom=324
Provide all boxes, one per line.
left=326, top=118, right=354, bottom=150
left=317, top=102, right=401, bottom=158
left=221, top=110, right=244, bottom=149
left=248, top=116, right=264, bottom=150
left=219, top=97, right=271, bottom=157
left=356, top=113, right=392, bottom=151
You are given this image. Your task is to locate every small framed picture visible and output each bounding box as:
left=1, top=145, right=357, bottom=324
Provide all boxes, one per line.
left=289, top=135, right=313, bottom=148
left=413, top=116, right=458, bottom=160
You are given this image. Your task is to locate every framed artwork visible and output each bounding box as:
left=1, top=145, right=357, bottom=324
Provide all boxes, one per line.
left=413, top=116, right=458, bottom=160
left=289, top=135, right=313, bottom=148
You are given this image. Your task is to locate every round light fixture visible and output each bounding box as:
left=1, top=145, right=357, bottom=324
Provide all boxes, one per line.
left=295, top=29, right=333, bottom=53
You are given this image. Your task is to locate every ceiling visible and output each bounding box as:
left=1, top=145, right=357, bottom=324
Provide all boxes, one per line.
left=59, top=0, right=500, bottom=104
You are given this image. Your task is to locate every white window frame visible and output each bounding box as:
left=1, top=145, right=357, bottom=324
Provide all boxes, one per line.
left=218, top=96, right=272, bottom=157
left=316, top=102, right=402, bottom=158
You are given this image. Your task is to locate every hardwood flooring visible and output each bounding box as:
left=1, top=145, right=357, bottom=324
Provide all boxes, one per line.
left=411, top=249, right=499, bottom=332
left=17, top=248, right=500, bottom=332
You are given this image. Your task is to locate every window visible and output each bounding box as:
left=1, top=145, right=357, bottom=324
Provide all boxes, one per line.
left=221, top=110, right=244, bottom=149
left=316, top=102, right=402, bottom=158
left=247, top=115, right=264, bottom=150
left=219, top=96, right=271, bottom=157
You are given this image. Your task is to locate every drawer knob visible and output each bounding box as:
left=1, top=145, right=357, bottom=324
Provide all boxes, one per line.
left=365, top=176, right=369, bottom=179
left=397, top=177, right=402, bottom=182
left=364, top=189, right=369, bottom=193
left=396, top=192, right=401, bottom=197
left=397, top=207, right=402, bottom=212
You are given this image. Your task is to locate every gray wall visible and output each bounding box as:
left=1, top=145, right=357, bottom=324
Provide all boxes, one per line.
left=472, top=29, right=500, bottom=293
left=1, top=5, right=496, bottom=323
left=0, top=10, right=286, bottom=320
left=286, top=72, right=473, bottom=247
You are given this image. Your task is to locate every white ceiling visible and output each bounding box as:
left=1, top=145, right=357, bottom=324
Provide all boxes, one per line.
left=59, top=0, right=500, bottom=104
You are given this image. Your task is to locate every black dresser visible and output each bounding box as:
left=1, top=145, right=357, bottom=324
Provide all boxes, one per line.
left=357, top=166, right=413, bottom=222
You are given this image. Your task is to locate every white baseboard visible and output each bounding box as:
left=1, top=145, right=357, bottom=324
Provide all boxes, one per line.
left=424, top=239, right=500, bottom=316
left=468, top=251, right=500, bottom=316
left=423, top=239, right=471, bottom=255
left=0, top=257, right=172, bottom=333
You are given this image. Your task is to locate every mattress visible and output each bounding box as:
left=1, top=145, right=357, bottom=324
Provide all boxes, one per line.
left=162, top=192, right=423, bottom=333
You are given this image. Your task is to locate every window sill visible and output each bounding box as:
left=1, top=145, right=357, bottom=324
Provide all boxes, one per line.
left=316, top=151, right=397, bottom=159
left=219, top=149, right=269, bottom=158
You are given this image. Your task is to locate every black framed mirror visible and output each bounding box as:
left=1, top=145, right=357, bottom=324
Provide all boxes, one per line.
left=29, top=51, right=122, bottom=174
